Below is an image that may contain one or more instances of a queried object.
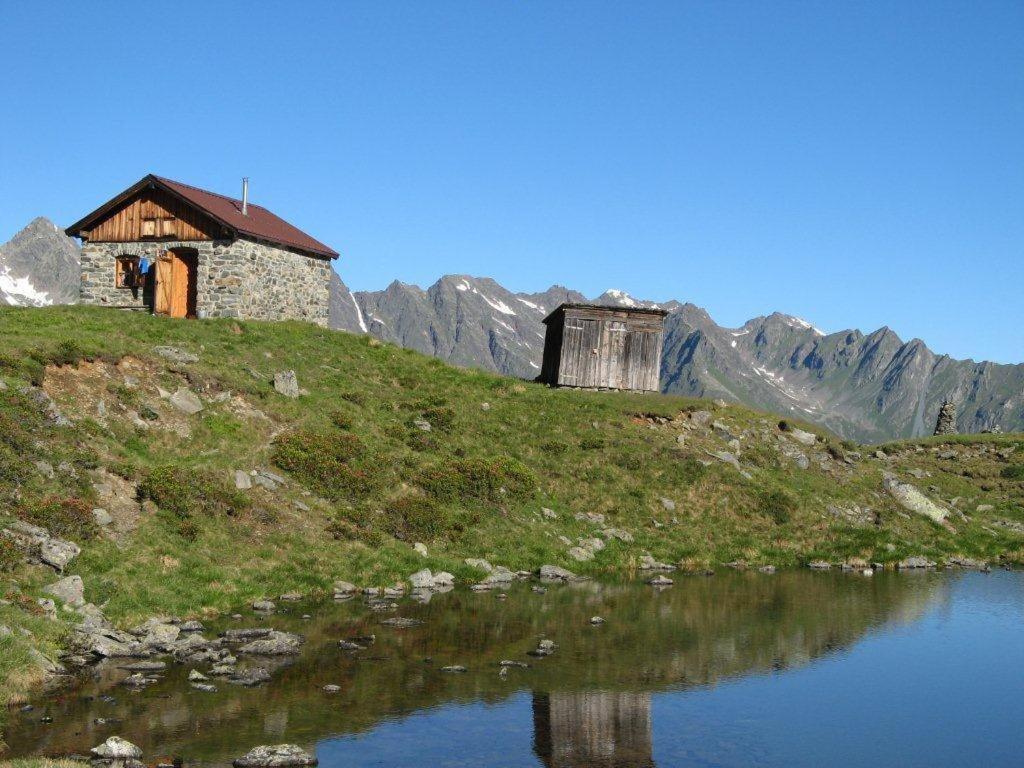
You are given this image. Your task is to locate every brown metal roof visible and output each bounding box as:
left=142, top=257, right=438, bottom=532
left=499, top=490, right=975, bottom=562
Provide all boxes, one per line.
left=66, top=174, right=339, bottom=259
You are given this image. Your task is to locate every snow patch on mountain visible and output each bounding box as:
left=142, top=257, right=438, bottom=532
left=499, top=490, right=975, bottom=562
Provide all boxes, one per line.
left=0, top=267, right=51, bottom=307
left=603, top=289, right=637, bottom=307
left=349, top=290, right=368, bottom=333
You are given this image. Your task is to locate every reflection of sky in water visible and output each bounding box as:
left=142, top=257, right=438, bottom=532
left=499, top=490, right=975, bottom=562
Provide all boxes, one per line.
left=320, top=573, right=1024, bottom=767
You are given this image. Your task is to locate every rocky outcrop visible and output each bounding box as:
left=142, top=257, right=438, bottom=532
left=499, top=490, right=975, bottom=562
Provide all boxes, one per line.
left=3, top=521, right=80, bottom=571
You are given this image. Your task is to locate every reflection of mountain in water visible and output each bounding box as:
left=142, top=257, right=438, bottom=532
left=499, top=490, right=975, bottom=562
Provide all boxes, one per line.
left=534, top=692, right=655, bottom=768
left=5, top=572, right=947, bottom=762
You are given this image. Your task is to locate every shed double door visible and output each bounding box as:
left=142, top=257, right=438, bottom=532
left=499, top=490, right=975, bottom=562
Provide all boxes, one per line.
left=154, top=248, right=197, bottom=319
left=560, top=318, right=628, bottom=389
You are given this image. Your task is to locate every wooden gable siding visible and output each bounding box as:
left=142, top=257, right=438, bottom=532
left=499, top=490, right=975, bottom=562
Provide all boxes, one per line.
left=81, top=187, right=223, bottom=242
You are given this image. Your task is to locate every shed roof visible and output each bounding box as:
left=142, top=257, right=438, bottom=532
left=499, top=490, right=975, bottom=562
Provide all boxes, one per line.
left=66, top=174, right=339, bottom=259
left=542, top=302, right=670, bottom=325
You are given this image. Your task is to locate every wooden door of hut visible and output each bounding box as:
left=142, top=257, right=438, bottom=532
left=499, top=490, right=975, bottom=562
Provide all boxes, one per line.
left=154, top=248, right=198, bottom=318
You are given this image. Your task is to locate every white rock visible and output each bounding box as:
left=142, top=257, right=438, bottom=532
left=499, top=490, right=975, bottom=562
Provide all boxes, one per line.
left=92, top=508, right=114, bottom=526
left=44, top=574, right=85, bottom=607
left=789, top=428, right=817, bottom=446
left=169, top=387, right=204, bottom=415
left=92, top=736, right=143, bottom=759
left=273, top=371, right=301, bottom=398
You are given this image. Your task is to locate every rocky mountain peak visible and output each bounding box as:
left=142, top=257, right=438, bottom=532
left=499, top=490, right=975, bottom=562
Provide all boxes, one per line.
left=1, top=217, right=80, bottom=306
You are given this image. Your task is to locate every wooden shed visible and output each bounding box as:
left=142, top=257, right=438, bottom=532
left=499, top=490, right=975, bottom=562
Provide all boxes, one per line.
left=539, top=303, right=668, bottom=392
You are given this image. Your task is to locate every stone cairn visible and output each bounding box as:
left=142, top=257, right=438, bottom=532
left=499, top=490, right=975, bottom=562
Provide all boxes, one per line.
left=933, top=400, right=958, bottom=436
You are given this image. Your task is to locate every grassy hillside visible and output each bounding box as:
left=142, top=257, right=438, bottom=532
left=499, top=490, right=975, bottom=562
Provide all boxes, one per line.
left=0, top=306, right=1022, bottom=712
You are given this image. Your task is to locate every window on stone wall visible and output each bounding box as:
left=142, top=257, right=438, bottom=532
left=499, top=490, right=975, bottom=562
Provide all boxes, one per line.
left=115, top=256, right=139, bottom=289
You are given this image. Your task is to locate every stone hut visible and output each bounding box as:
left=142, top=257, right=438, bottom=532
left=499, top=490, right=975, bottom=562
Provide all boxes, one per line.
left=66, top=175, right=338, bottom=324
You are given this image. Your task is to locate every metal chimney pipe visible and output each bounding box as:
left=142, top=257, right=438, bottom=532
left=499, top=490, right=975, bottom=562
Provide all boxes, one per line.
left=241, top=177, right=249, bottom=216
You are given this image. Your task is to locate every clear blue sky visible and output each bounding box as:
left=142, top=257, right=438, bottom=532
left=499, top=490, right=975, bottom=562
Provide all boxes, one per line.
left=2, top=1, right=1021, bottom=362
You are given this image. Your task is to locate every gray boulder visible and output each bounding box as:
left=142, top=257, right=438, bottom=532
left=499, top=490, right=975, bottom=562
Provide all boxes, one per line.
left=92, top=736, right=143, bottom=759
left=44, top=574, right=85, bottom=607
left=237, top=631, right=303, bottom=656
left=169, top=387, right=204, bottom=415
left=883, top=476, right=949, bottom=525
left=273, top=371, right=301, bottom=398
left=233, top=745, right=318, bottom=768
left=154, top=346, right=199, bottom=364
left=538, top=564, right=577, bottom=581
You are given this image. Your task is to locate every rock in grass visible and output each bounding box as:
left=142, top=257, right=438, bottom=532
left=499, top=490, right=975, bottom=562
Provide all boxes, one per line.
left=252, top=600, right=276, bottom=612
left=44, top=574, right=85, bottom=607
left=273, top=371, right=301, bottom=399
left=233, top=744, right=318, bottom=768
left=169, top=387, right=204, bottom=415
left=92, top=735, right=143, bottom=759
left=93, top=507, right=114, bottom=526
left=154, top=346, right=198, bottom=364
left=883, top=476, right=950, bottom=526
left=191, top=682, right=218, bottom=692
left=441, top=665, right=467, bottom=673
left=788, top=427, right=817, bottom=446
left=590, top=616, right=605, bottom=625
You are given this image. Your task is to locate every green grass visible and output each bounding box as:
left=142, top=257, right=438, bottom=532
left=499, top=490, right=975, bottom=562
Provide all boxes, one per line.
left=0, top=305, right=1021, bottom=714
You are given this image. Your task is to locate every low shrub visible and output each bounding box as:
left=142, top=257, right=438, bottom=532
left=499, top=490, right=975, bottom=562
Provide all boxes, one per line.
left=17, top=495, right=97, bottom=540
left=757, top=489, right=796, bottom=525
left=272, top=430, right=382, bottom=500
left=330, top=411, right=354, bottom=430
left=417, top=456, right=535, bottom=504
left=339, top=390, right=368, bottom=406
left=381, top=496, right=450, bottom=541
left=0, top=537, right=24, bottom=572
left=139, top=466, right=251, bottom=519
left=420, top=405, right=456, bottom=433
left=580, top=437, right=606, bottom=451
left=1000, top=465, right=1024, bottom=481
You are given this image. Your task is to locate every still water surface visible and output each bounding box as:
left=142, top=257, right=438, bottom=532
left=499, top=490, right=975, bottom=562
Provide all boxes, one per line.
left=7, top=570, right=1023, bottom=767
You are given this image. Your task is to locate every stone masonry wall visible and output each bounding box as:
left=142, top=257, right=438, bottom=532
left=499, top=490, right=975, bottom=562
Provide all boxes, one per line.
left=78, top=238, right=330, bottom=325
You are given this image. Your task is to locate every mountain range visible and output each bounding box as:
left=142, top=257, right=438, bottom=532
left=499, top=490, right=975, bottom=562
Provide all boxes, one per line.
left=3, top=217, right=1021, bottom=442
left=328, top=274, right=1024, bottom=443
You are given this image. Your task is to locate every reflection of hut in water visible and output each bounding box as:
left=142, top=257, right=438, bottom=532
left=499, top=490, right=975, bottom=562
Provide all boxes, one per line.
left=533, top=691, right=655, bottom=768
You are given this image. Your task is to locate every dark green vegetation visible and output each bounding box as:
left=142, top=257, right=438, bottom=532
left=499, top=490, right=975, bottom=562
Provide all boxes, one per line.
left=0, top=306, right=1022, bottom=714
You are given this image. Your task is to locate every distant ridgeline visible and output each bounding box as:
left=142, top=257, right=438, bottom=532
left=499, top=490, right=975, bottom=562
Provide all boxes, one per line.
left=328, top=274, right=1023, bottom=442
left=2, top=214, right=1021, bottom=442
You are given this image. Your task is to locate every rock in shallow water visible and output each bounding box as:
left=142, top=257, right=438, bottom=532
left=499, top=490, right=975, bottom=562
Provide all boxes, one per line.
left=92, top=735, right=143, bottom=759
left=233, top=744, right=318, bottom=768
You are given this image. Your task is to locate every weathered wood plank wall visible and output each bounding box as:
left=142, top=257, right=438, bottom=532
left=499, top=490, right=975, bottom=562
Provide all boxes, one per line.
left=540, top=305, right=666, bottom=392
left=81, top=188, right=221, bottom=242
